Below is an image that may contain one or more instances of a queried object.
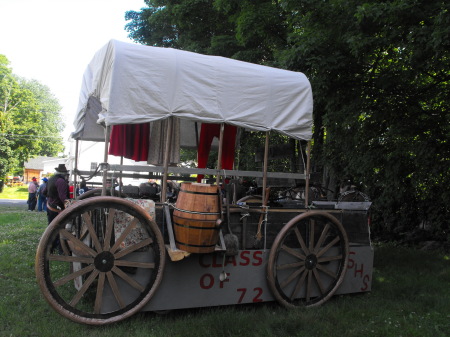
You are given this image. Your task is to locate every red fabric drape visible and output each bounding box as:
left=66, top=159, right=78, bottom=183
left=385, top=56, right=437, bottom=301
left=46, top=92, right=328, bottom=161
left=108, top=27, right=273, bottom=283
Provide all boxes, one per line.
left=197, top=123, right=237, bottom=183
left=109, top=124, right=150, bottom=161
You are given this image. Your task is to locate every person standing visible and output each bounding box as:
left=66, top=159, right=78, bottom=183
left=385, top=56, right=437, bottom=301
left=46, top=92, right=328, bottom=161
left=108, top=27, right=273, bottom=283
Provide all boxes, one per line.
left=45, top=165, right=70, bottom=254
left=37, top=177, right=48, bottom=212
left=27, top=177, right=39, bottom=211
left=46, top=164, right=70, bottom=224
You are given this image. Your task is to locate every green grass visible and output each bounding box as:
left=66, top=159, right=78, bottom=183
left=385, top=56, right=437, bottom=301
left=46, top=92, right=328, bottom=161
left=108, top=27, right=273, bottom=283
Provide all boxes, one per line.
left=0, top=185, right=28, bottom=199
left=0, top=205, right=449, bottom=337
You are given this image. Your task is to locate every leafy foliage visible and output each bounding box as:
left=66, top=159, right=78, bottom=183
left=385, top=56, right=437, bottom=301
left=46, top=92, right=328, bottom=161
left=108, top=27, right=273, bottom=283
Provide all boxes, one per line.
left=0, top=55, right=65, bottom=180
left=124, top=0, right=449, bottom=241
left=279, top=0, right=450, bottom=239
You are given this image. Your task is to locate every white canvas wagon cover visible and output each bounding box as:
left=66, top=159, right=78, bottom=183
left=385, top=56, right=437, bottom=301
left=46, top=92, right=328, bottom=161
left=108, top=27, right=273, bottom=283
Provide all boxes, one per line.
left=72, top=40, right=313, bottom=142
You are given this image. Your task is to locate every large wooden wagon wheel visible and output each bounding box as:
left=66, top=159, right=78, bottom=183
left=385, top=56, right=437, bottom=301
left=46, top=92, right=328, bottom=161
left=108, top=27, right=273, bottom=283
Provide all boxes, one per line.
left=35, top=197, right=165, bottom=325
left=267, top=211, right=349, bottom=308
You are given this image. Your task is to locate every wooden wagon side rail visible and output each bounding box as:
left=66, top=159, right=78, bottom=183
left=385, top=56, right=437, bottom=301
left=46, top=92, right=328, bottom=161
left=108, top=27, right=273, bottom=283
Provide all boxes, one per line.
left=79, top=164, right=307, bottom=181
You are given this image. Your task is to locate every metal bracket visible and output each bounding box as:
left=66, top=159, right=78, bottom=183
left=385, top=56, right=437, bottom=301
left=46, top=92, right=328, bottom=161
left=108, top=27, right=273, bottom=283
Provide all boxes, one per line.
left=164, top=204, right=177, bottom=252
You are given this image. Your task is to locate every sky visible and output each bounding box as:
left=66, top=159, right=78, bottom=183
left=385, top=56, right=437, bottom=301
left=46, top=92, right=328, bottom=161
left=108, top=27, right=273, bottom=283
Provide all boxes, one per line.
left=0, top=0, right=146, bottom=154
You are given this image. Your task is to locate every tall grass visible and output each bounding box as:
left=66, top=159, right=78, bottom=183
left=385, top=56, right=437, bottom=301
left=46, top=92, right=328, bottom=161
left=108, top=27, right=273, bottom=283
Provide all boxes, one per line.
left=0, top=205, right=448, bottom=337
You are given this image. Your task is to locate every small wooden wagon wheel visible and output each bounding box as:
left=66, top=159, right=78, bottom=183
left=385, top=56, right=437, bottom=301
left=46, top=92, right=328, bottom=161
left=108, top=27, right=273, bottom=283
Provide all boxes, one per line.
left=35, top=197, right=165, bottom=325
left=267, top=211, right=349, bottom=307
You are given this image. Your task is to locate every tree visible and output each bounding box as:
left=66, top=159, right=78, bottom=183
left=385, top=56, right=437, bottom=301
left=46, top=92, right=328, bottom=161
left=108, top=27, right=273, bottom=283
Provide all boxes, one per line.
left=0, top=55, right=65, bottom=179
left=18, top=78, right=65, bottom=156
left=124, top=0, right=449, bottom=240
left=125, top=0, right=233, bottom=54
left=278, top=0, right=450, bottom=238
left=0, top=55, right=18, bottom=178
left=125, top=0, right=287, bottom=62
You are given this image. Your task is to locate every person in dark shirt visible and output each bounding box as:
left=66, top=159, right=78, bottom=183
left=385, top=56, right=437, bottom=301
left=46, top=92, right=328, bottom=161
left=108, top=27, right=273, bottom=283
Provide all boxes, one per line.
left=45, top=164, right=70, bottom=254
left=37, top=177, right=48, bottom=212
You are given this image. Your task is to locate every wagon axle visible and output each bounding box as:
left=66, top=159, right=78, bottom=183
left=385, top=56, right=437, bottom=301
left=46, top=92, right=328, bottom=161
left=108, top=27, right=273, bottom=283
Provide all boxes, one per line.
left=305, top=255, right=318, bottom=270
left=94, top=252, right=115, bottom=273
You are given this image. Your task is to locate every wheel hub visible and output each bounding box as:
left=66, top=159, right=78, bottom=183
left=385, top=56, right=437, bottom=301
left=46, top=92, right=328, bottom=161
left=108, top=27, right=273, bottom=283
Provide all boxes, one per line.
left=94, top=251, right=115, bottom=272
left=305, top=254, right=317, bottom=270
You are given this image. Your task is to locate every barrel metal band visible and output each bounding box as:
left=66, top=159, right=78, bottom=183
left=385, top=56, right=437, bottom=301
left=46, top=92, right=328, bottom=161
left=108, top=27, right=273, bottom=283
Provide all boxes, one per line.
left=172, top=205, right=221, bottom=215
left=173, top=221, right=219, bottom=231
left=175, top=240, right=216, bottom=249
left=179, top=189, right=219, bottom=196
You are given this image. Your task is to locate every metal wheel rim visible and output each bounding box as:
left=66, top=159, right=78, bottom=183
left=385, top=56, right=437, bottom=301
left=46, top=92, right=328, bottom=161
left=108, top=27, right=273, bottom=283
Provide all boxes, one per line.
left=267, top=211, right=349, bottom=308
left=35, top=196, right=165, bottom=325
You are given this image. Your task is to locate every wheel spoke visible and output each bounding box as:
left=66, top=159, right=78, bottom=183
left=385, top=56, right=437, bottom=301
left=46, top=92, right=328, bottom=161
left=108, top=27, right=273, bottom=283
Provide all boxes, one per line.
left=70, top=269, right=99, bottom=307
left=294, top=227, right=309, bottom=254
left=59, top=229, right=97, bottom=257
left=316, top=263, right=337, bottom=279
left=318, top=255, right=343, bottom=263
left=281, top=244, right=307, bottom=260
left=114, top=260, right=155, bottom=269
left=112, top=266, right=145, bottom=292
left=82, top=212, right=102, bottom=252
left=114, top=237, right=153, bottom=259
left=110, top=218, right=139, bottom=254
left=308, top=220, right=315, bottom=252
left=313, top=269, right=325, bottom=295
left=79, top=220, right=89, bottom=241
left=276, top=261, right=305, bottom=271
left=49, top=254, right=94, bottom=264
left=313, top=223, right=330, bottom=254
left=316, top=236, right=340, bottom=258
left=53, top=264, right=95, bottom=288
left=305, top=270, right=313, bottom=302
left=60, top=237, right=71, bottom=256
left=104, top=208, right=116, bottom=251
left=106, top=271, right=125, bottom=309
left=94, top=272, right=106, bottom=314
left=290, top=267, right=308, bottom=300
left=280, top=266, right=305, bottom=289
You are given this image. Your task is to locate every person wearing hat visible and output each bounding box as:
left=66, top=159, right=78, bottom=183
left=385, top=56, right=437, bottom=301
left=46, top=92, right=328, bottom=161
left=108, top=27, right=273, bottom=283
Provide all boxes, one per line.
left=37, top=177, right=48, bottom=212
left=27, top=177, right=39, bottom=211
left=46, top=164, right=70, bottom=217
left=45, top=164, right=70, bottom=253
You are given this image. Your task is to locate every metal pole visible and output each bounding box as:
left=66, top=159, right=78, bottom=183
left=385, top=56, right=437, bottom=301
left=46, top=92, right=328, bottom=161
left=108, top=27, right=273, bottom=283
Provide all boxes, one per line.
left=255, top=131, right=270, bottom=242
left=262, top=132, right=269, bottom=203
left=304, top=141, right=311, bottom=207
left=215, top=123, right=225, bottom=186
left=102, top=126, right=111, bottom=196
left=161, top=117, right=173, bottom=202
left=119, top=155, right=123, bottom=197
left=73, top=139, right=79, bottom=198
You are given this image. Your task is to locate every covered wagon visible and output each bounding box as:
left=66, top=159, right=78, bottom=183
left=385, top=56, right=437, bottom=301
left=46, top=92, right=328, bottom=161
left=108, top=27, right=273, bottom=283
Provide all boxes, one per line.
left=35, top=40, right=373, bottom=325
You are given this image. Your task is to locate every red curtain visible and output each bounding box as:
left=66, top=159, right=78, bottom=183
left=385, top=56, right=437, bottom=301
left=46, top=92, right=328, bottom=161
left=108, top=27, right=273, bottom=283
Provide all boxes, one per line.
left=109, top=124, right=150, bottom=161
left=197, top=123, right=237, bottom=182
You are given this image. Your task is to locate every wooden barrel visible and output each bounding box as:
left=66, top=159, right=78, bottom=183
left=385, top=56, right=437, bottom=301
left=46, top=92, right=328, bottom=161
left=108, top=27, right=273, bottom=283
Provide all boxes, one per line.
left=173, top=183, right=221, bottom=253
